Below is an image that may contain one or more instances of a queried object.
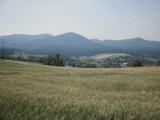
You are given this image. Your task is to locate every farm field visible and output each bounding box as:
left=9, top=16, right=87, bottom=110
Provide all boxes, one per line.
left=0, top=60, right=160, bottom=120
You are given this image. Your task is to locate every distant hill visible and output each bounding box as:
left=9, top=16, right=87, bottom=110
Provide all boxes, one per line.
left=101, top=38, right=160, bottom=57
left=0, top=33, right=160, bottom=57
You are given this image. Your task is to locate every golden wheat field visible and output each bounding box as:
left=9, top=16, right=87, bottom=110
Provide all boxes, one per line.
left=0, top=60, right=160, bottom=120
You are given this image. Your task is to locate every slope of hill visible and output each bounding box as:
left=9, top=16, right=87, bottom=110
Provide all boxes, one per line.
left=101, top=38, right=160, bottom=57
left=79, top=53, right=130, bottom=62
left=91, top=53, right=130, bottom=60
left=3, top=34, right=55, bottom=50
left=0, top=60, right=160, bottom=119
left=35, top=32, right=110, bottom=56
left=1, top=33, right=160, bottom=57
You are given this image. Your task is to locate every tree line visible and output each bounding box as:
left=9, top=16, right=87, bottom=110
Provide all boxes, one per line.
left=39, top=54, right=64, bottom=66
left=1, top=52, right=160, bottom=67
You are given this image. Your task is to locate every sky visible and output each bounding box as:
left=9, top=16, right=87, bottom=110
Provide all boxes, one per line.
left=0, top=0, right=160, bottom=40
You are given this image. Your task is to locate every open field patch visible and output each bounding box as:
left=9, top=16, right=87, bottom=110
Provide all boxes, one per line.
left=0, top=60, right=160, bottom=120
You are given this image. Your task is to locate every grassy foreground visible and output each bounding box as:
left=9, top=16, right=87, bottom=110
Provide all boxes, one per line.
left=0, top=60, right=160, bottom=120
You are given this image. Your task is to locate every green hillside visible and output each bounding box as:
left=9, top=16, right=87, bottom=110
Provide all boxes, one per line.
left=79, top=53, right=130, bottom=62
left=0, top=60, right=160, bottom=120
left=92, top=53, right=130, bottom=60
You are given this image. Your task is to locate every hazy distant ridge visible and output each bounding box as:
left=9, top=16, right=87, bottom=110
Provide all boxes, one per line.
left=1, top=32, right=160, bottom=57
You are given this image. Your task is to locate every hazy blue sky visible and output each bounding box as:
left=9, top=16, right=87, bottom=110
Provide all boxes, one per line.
left=0, top=0, right=160, bottom=40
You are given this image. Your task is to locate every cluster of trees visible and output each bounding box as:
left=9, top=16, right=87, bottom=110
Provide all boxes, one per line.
left=123, top=58, right=160, bottom=67
left=132, top=59, right=142, bottom=67
left=1, top=51, right=160, bottom=68
left=131, top=58, right=160, bottom=67
left=156, top=60, right=160, bottom=66
left=64, top=56, right=144, bottom=68
left=64, top=57, right=160, bottom=68
left=39, top=54, right=64, bottom=66
left=1, top=52, right=64, bottom=67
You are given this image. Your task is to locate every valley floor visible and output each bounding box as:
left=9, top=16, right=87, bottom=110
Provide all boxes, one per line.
left=0, top=60, right=160, bottom=120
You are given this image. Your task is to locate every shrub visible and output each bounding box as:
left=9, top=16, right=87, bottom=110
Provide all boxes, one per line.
left=132, top=59, right=142, bottom=67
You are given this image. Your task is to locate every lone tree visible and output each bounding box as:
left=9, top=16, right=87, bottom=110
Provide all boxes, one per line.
left=132, top=59, right=142, bottom=67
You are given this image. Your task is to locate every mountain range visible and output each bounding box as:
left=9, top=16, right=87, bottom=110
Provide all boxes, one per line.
left=0, top=32, right=160, bottom=57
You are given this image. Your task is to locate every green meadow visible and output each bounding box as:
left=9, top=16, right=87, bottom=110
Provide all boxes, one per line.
left=0, top=60, right=160, bottom=120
